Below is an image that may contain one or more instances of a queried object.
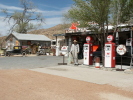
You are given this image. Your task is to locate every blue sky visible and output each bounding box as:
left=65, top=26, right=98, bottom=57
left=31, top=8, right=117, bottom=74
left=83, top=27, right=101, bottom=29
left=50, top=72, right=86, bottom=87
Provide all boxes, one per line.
left=0, top=0, right=74, bottom=36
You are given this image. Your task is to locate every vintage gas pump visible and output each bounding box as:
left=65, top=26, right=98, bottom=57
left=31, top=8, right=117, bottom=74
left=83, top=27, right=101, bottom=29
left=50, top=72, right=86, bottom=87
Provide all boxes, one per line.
left=104, top=35, right=116, bottom=68
left=83, top=36, right=93, bottom=65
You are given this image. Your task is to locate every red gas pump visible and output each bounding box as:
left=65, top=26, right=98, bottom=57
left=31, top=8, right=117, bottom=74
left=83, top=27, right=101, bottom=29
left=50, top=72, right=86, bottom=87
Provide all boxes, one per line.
left=104, top=35, right=116, bottom=68
left=83, top=36, right=93, bottom=65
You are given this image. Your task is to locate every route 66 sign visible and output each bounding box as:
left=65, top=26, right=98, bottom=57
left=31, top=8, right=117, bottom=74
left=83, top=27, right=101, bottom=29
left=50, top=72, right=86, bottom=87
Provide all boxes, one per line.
left=116, top=45, right=127, bottom=55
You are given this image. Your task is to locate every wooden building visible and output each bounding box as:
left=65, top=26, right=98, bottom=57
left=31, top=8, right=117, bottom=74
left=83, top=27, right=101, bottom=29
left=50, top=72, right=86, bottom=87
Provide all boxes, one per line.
left=5, top=32, right=51, bottom=53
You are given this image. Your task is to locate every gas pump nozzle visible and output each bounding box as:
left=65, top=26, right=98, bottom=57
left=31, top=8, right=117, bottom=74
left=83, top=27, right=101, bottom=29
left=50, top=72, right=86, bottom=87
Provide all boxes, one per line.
left=115, top=32, right=119, bottom=45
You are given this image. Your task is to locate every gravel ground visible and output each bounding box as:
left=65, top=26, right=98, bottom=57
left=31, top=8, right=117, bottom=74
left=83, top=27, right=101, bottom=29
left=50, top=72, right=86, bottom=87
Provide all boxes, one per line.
left=0, top=56, right=133, bottom=99
left=31, top=65, right=133, bottom=92
left=0, top=69, right=133, bottom=100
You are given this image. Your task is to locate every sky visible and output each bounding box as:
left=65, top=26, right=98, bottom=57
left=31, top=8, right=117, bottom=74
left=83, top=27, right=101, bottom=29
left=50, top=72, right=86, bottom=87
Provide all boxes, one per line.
left=0, top=0, right=74, bottom=36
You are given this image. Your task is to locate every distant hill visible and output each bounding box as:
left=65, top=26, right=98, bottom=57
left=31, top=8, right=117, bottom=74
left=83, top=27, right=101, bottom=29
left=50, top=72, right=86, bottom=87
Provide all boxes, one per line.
left=29, top=24, right=70, bottom=40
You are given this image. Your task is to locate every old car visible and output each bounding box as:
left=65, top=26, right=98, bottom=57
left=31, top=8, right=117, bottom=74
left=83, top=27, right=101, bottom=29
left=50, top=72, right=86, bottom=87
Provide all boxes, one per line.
left=5, top=46, right=27, bottom=57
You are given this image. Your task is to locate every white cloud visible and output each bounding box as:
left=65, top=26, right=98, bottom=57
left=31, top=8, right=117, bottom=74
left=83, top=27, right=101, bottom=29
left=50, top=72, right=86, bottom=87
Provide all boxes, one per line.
left=34, top=7, right=70, bottom=17
left=39, top=4, right=61, bottom=10
left=35, top=9, right=62, bottom=16
left=0, top=4, right=23, bottom=11
left=44, top=17, right=63, bottom=26
left=0, top=22, right=11, bottom=36
left=0, top=16, right=63, bottom=35
left=0, top=3, right=70, bottom=17
left=32, top=17, right=63, bottom=29
left=0, top=17, right=14, bottom=36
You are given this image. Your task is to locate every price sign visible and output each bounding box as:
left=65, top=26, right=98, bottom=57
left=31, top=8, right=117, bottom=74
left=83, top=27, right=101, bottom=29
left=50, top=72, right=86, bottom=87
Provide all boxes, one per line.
left=116, top=45, right=127, bottom=55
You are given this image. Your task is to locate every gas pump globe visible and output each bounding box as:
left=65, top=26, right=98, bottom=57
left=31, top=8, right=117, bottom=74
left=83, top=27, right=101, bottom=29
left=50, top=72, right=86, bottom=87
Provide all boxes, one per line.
left=107, top=35, right=114, bottom=42
left=86, top=36, right=92, bottom=43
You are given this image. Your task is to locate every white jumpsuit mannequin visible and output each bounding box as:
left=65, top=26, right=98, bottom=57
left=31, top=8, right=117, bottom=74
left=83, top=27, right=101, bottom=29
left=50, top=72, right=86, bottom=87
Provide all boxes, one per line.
left=70, top=43, right=79, bottom=65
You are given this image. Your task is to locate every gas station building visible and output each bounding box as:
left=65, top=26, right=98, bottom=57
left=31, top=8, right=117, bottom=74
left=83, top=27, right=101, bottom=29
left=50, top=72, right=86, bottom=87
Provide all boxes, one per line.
left=54, top=24, right=133, bottom=65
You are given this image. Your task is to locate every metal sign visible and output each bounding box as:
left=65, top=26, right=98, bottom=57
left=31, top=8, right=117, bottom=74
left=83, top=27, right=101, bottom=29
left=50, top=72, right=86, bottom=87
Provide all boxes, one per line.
left=86, top=36, right=92, bottom=43
left=61, top=46, right=68, bottom=51
left=116, top=45, right=127, bottom=55
left=107, top=35, right=114, bottom=42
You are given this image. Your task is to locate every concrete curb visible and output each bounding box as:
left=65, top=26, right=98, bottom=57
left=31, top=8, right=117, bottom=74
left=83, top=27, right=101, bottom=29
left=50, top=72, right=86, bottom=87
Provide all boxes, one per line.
left=67, top=64, right=133, bottom=74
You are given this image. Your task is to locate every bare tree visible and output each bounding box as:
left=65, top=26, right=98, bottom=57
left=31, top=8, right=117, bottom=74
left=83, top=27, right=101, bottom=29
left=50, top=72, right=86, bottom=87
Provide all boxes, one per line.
left=1, top=0, right=45, bottom=34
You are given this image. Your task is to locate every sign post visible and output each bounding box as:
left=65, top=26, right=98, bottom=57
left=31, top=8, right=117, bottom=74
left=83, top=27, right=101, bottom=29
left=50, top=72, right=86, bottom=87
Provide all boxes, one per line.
left=58, top=46, right=68, bottom=65
left=116, top=44, right=127, bottom=71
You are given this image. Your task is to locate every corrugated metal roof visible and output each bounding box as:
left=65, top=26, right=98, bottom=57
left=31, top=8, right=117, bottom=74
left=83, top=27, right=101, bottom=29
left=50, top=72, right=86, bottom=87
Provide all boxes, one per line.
left=12, top=32, right=51, bottom=41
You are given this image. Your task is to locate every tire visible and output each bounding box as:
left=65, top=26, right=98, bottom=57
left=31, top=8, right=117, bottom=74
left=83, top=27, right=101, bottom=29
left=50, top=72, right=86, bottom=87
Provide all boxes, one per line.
left=22, top=52, right=26, bottom=57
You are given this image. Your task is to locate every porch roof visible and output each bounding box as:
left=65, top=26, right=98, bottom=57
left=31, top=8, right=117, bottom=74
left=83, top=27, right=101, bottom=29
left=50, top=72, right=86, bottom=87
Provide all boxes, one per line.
left=53, top=31, right=96, bottom=37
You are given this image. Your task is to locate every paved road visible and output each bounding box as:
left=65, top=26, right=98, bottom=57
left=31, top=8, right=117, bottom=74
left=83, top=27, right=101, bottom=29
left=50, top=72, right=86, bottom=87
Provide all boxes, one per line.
left=0, top=56, right=67, bottom=69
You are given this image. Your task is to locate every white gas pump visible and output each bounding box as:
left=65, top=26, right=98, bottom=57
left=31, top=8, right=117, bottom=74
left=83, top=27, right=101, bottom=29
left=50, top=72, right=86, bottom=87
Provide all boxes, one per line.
left=83, top=36, right=93, bottom=65
left=104, top=35, right=116, bottom=68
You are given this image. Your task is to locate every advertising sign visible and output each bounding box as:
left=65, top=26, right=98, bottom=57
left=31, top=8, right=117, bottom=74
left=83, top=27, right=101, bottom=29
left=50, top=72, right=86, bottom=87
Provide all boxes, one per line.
left=116, top=45, right=127, bottom=55
left=61, top=46, right=68, bottom=56
left=61, top=46, right=68, bottom=51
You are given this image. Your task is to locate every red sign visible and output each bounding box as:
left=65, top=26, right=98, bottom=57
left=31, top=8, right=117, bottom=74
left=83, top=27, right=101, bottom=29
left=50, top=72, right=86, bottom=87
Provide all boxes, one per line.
left=69, top=22, right=79, bottom=30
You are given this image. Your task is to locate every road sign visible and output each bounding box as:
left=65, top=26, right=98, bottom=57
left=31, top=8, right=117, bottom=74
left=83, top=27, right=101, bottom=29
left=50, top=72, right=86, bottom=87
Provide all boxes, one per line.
left=116, top=45, right=127, bottom=55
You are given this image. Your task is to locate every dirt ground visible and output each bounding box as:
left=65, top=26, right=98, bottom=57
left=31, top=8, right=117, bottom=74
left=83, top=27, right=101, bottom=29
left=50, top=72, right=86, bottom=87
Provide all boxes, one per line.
left=0, top=69, right=133, bottom=100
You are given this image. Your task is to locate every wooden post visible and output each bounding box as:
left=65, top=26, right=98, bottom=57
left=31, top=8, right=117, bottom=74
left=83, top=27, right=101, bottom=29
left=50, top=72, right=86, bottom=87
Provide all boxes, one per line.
left=56, top=36, right=57, bottom=46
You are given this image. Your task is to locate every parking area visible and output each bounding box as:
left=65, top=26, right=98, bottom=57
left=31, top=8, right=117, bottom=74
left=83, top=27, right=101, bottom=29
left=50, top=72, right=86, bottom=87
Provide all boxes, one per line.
left=0, top=55, right=132, bottom=70
left=0, top=55, right=66, bottom=69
